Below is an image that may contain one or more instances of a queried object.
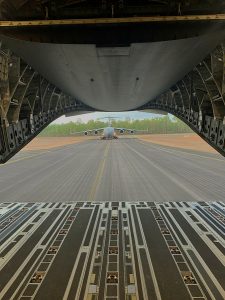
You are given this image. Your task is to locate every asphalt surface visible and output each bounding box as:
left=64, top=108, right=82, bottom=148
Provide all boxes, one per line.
left=0, top=137, right=225, bottom=202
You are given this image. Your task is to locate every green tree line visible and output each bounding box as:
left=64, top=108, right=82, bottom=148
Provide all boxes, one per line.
left=40, top=116, right=193, bottom=137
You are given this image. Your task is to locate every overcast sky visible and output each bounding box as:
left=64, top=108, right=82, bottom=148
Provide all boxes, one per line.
left=53, top=111, right=165, bottom=124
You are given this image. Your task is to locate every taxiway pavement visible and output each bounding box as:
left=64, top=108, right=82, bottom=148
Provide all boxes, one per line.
left=0, top=138, right=224, bottom=203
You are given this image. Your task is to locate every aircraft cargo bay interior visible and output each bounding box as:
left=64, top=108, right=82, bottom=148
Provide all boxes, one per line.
left=0, top=1, right=225, bottom=300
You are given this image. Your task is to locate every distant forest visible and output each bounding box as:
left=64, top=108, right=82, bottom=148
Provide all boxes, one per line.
left=40, top=116, right=193, bottom=137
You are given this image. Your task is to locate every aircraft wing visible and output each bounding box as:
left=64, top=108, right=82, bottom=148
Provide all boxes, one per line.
left=70, top=128, right=104, bottom=136
left=115, top=128, right=148, bottom=134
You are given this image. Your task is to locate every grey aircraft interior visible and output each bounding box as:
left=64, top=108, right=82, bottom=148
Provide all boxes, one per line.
left=0, top=1, right=225, bottom=161
left=0, top=2, right=225, bottom=300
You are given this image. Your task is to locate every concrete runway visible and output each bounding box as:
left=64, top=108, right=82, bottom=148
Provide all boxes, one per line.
left=0, top=137, right=224, bottom=203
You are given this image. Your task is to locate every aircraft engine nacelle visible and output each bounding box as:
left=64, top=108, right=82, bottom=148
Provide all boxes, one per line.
left=94, top=130, right=98, bottom=135
left=120, top=129, right=124, bottom=134
left=84, top=131, right=88, bottom=135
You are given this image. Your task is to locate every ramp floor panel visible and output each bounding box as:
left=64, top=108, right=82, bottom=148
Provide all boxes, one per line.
left=0, top=201, right=224, bottom=300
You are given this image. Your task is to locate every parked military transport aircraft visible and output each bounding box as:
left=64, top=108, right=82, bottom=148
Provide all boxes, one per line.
left=71, top=117, right=145, bottom=139
left=71, top=125, right=143, bottom=139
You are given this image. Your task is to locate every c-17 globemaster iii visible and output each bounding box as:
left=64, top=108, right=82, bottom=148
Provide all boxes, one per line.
left=71, top=117, right=146, bottom=139
left=71, top=124, right=145, bottom=139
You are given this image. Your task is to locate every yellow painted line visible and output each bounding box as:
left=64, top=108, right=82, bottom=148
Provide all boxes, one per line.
left=0, top=150, right=51, bottom=166
left=0, top=14, right=225, bottom=27
left=88, top=142, right=110, bottom=202
left=137, top=139, right=225, bottom=162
